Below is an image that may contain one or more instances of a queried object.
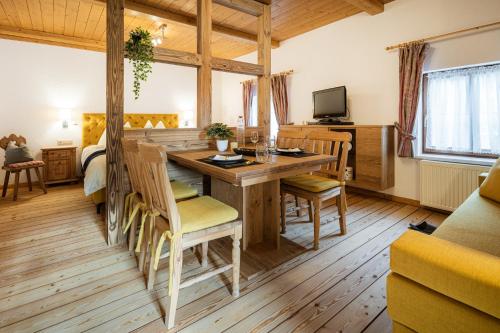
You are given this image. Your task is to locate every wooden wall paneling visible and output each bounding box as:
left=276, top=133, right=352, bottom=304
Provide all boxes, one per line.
left=196, top=0, right=212, bottom=129
left=26, top=0, right=43, bottom=31
left=53, top=0, right=66, bottom=34
left=342, top=0, right=384, bottom=15
left=257, top=3, right=271, bottom=138
left=106, top=0, right=125, bottom=246
left=74, top=0, right=92, bottom=36
left=63, top=0, right=79, bottom=35
left=12, top=0, right=31, bottom=29
left=213, top=0, right=264, bottom=17
left=83, top=3, right=104, bottom=39
left=40, top=0, right=55, bottom=33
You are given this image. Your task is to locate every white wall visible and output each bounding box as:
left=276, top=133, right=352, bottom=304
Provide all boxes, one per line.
left=0, top=39, right=197, bottom=184
left=214, top=0, right=500, bottom=200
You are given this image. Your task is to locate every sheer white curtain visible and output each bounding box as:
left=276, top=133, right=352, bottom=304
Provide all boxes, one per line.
left=425, top=64, right=500, bottom=156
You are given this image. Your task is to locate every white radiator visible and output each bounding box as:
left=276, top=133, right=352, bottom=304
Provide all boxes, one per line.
left=420, top=160, right=489, bottom=211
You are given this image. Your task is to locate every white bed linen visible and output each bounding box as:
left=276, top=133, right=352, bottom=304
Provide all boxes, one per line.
left=81, top=145, right=106, bottom=196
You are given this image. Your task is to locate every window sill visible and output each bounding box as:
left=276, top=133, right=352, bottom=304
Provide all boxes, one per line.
left=414, top=153, right=495, bottom=167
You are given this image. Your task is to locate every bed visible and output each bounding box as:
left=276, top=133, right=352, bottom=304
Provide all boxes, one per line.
left=81, top=113, right=179, bottom=212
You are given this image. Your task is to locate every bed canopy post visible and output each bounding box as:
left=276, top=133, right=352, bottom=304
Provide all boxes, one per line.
left=106, top=0, right=125, bottom=245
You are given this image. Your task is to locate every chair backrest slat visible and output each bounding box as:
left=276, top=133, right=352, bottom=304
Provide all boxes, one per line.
left=122, top=138, right=143, bottom=194
left=306, top=130, right=352, bottom=181
left=138, top=143, right=181, bottom=234
left=277, top=130, right=307, bottom=149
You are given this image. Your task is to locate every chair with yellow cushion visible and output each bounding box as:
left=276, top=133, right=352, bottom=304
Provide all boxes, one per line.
left=280, top=130, right=351, bottom=250
left=121, top=139, right=198, bottom=264
left=138, top=142, right=242, bottom=329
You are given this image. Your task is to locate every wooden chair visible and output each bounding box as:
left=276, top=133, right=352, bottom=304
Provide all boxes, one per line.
left=121, top=138, right=198, bottom=261
left=280, top=130, right=352, bottom=250
left=1, top=134, right=47, bottom=201
left=277, top=130, right=311, bottom=219
left=138, top=142, right=242, bottom=329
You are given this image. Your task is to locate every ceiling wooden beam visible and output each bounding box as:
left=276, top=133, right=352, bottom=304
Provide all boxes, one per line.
left=342, top=0, right=384, bottom=15
left=153, top=48, right=202, bottom=67
left=96, top=0, right=279, bottom=47
left=213, top=0, right=263, bottom=17
left=211, top=57, right=263, bottom=75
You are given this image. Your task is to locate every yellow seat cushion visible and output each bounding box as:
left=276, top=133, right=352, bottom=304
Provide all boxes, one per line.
left=178, top=196, right=238, bottom=234
left=171, top=180, right=198, bottom=200
left=282, top=174, right=341, bottom=192
left=479, top=158, right=500, bottom=203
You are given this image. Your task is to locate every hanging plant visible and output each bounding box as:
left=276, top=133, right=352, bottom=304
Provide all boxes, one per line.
left=125, top=27, right=154, bottom=100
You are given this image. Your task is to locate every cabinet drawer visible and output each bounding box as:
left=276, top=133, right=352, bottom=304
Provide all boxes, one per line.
left=48, top=150, right=70, bottom=160
left=47, top=160, right=69, bottom=181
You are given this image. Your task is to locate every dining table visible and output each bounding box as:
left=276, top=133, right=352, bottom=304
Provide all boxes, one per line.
left=167, top=149, right=336, bottom=253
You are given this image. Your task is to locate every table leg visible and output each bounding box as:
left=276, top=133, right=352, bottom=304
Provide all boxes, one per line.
left=210, top=178, right=281, bottom=250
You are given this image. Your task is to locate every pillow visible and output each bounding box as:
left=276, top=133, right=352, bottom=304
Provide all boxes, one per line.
left=98, top=129, right=106, bottom=146
left=144, top=120, right=154, bottom=129
left=124, top=121, right=132, bottom=128
left=155, top=121, right=166, bottom=129
left=479, top=158, right=500, bottom=203
left=4, top=141, right=33, bottom=166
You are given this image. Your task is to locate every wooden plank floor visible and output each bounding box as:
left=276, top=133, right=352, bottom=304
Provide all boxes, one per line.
left=0, top=184, right=447, bottom=332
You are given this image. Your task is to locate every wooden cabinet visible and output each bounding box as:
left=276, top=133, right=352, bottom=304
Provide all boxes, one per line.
left=281, top=125, right=395, bottom=191
left=41, top=146, right=79, bottom=185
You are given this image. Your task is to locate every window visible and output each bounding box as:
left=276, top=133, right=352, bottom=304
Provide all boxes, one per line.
left=422, top=63, right=500, bottom=158
left=249, top=94, right=279, bottom=139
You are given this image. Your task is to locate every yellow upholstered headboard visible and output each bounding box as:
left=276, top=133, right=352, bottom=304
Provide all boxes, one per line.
left=82, top=113, right=179, bottom=148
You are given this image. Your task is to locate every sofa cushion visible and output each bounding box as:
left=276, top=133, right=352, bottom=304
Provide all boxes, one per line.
left=479, top=158, right=500, bottom=203
left=387, top=273, right=500, bottom=333
left=433, top=189, right=500, bottom=257
left=390, top=231, right=500, bottom=319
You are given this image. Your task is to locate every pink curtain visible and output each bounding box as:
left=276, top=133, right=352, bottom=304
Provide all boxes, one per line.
left=271, top=74, right=289, bottom=125
left=242, top=80, right=256, bottom=127
left=396, top=42, right=429, bottom=157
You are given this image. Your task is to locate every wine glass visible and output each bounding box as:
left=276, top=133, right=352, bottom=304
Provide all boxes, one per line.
left=250, top=131, right=259, bottom=148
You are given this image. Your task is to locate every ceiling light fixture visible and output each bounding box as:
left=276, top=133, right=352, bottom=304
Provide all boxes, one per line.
left=152, top=24, right=167, bottom=47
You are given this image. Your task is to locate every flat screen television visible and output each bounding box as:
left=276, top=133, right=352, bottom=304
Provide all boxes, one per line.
left=313, top=86, right=347, bottom=120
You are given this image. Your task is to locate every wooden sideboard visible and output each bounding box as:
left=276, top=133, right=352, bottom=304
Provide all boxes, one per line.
left=280, top=125, right=395, bottom=191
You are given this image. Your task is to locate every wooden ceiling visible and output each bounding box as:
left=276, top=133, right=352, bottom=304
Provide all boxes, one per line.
left=0, top=0, right=392, bottom=59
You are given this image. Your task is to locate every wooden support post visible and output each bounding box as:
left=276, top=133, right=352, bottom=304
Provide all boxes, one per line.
left=106, top=0, right=125, bottom=245
left=257, top=4, right=271, bottom=138
left=197, top=0, right=212, bottom=129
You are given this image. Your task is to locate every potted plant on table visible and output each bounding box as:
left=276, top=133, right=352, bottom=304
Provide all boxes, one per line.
left=206, top=123, right=234, bottom=152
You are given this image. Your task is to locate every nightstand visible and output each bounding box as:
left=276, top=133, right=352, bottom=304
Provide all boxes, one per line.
left=41, top=146, right=79, bottom=185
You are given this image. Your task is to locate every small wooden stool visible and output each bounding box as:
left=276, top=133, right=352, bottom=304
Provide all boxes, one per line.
left=1, top=134, right=47, bottom=201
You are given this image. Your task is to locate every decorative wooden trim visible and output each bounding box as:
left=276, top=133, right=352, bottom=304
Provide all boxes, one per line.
left=213, top=0, right=264, bottom=17
left=257, top=4, right=272, bottom=138
left=197, top=0, right=212, bottom=129
left=153, top=48, right=202, bottom=67
left=106, top=0, right=125, bottom=246
left=211, top=57, right=264, bottom=75
left=0, top=25, right=106, bottom=51
left=342, top=0, right=384, bottom=15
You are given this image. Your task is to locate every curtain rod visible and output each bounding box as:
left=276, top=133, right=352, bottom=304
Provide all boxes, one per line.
left=240, top=69, right=294, bottom=84
left=385, top=20, right=500, bottom=51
